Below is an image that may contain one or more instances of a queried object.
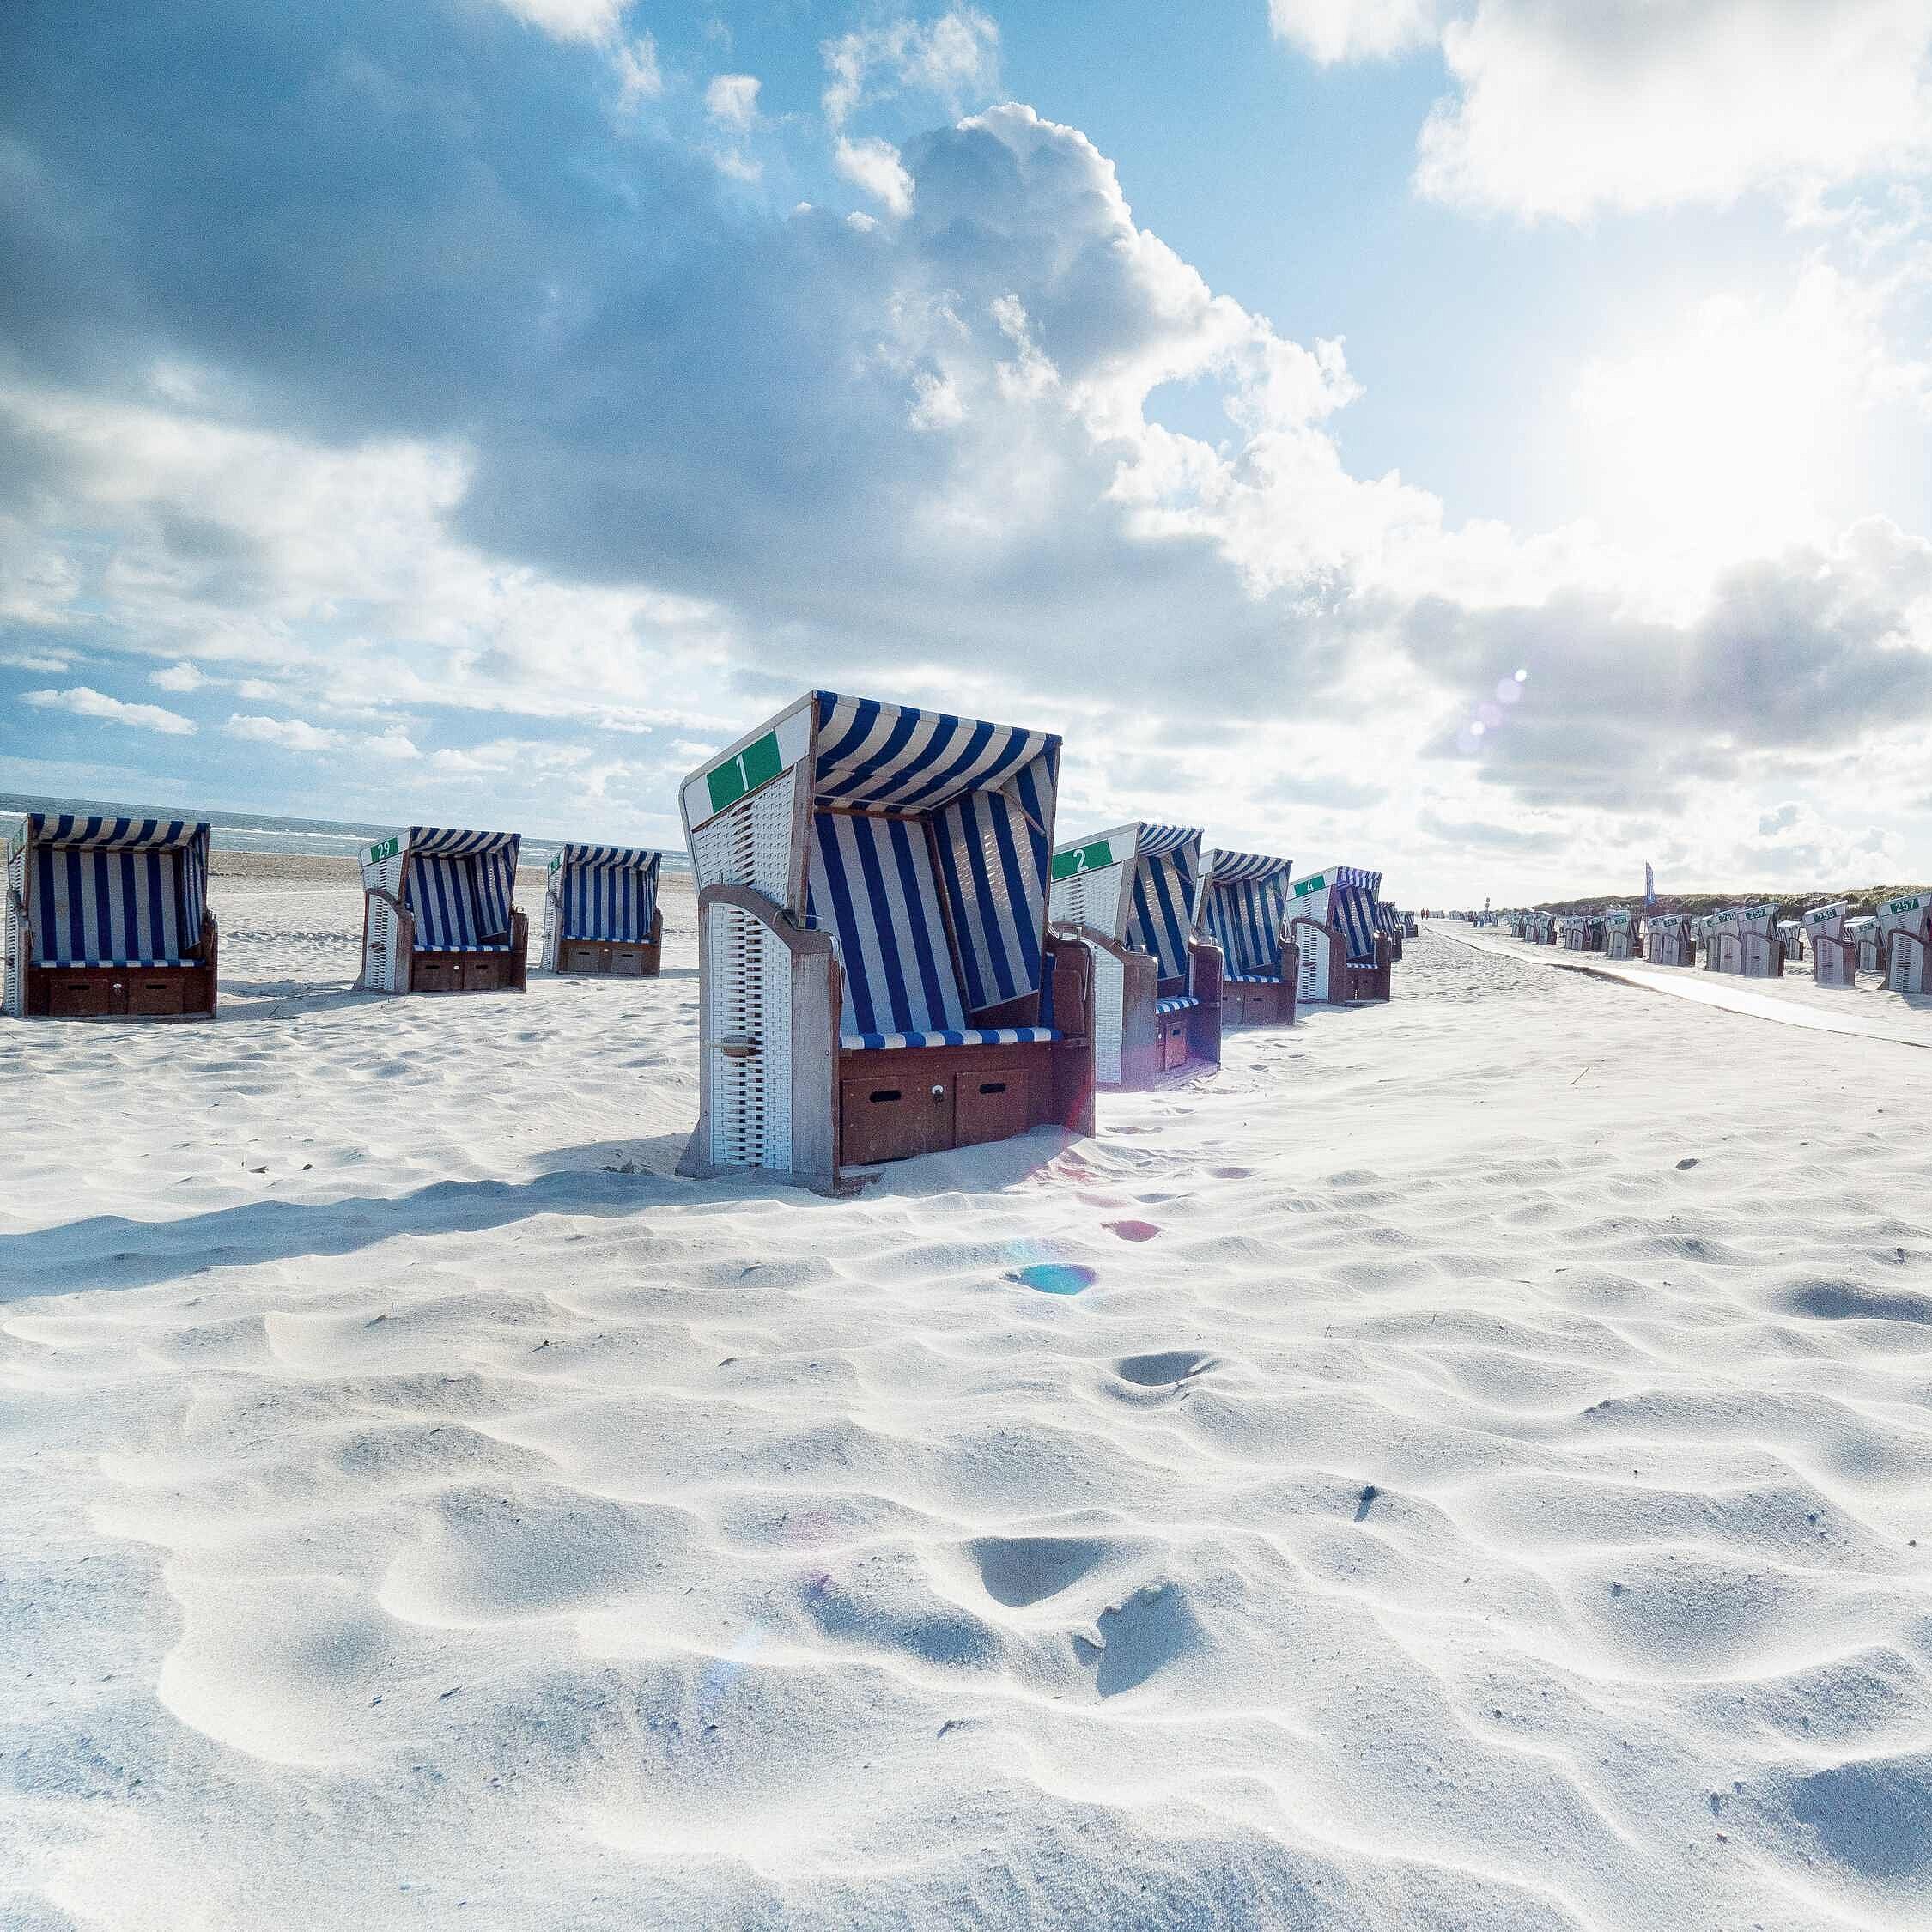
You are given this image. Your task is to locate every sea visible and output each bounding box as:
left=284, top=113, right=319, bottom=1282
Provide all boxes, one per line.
left=0, top=795, right=690, bottom=871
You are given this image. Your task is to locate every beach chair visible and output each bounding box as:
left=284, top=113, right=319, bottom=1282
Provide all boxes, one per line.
left=1647, top=913, right=1692, bottom=967
left=1048, top=823, right=1219, bottom=1086
left=1801, top=902, right=1856, bottom=987
left=356, top=827, right=527, bottom=994
left=1190, top=848, right=1297, bottom=1030
left=1876, top=892, right=1932, bottom=994
left=1287, top=864, right=1391, bottom=1004
left=1603, top=909, right=1642, bottom=960
left=1692, top=914, right=1718, bottom=969
left=1710, top=904, right=1782, bottom=977
left=1848, top=914, right=1880, bottom=975
left=678, top=690, right=1094, bottom=1188
left=3, top=813, right=216, bottom=1019
left=1402, top=910, right=1418, bottom=939
left=1376, top=901, right=1405, bottom=962
left=1777, top=920, right=1806, bottom=967
left=540, top=845, right=663, bottom=977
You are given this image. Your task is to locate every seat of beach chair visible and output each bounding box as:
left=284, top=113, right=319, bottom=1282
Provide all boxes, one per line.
left=1153, top=993, right=1200, bottom=1015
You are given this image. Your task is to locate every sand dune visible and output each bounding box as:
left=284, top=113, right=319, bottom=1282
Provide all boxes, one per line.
left=4, top=888, right=1931, bottom=1929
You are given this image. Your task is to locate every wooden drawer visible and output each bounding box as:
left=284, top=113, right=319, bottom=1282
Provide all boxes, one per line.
left=127, top=976, right=185, bottom=1017
left=611, top=948, right=645, bottom=977
left=415, top=957, right=459, bottom=993
left=841, top=1066, right=954, bottom=1165
left=51, top=977, right=120, bottom=1018
left=563, top=944, right=603, bottom=974
left=1162, top=1018, right=1189, bottom=1070
left=953, top=1056, right=1043, bottom=1148
left=463, top=957, right=501, bottom=993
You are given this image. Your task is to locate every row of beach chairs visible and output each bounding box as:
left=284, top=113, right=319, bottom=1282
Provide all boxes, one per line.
left=4, top=691, right=1404, bottom=1191
left=1499, top=899, right=1932, bottom=991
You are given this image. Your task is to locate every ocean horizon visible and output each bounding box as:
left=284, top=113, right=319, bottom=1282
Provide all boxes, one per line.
left=0, top=794, right=691, bottom=869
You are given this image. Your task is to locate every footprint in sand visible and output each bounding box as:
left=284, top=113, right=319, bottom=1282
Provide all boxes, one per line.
left=1209, top=1166, right=1252, bottom=1181
left=1104, top=1220, right=1160, bottom=1242
left=1115, top=1350, right=1213, bottom=1387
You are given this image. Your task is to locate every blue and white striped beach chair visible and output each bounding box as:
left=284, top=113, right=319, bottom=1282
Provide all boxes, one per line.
left=1192, top=848, right=1297, bottom=1029
left=356, top=827, right=527, bottom=995
left=1286, top=863, right=1391, bottom=1004
left=541, top=845, right=664, bottom=977
left=1375, top=898, right=1406, bottom=963
left=678, top=691, right=1095, bottom=1188
left=1048, top=823, right=1220, bottom=1086
left=4, top=814, right=217, bottom=1019
left=1603, top=909, right=1642, bottom=960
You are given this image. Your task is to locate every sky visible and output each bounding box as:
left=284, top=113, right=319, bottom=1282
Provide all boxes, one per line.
left=3, top=0, right=1930, bottom=902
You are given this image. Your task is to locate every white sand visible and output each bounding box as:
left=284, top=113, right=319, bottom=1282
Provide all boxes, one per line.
left=5, top=892, right=1932, bottom=1930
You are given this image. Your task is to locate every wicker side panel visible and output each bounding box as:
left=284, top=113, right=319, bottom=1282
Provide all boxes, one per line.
left=705, top=898, right=793, bottom=1171
left=3, top=841, right=23, bottom=1018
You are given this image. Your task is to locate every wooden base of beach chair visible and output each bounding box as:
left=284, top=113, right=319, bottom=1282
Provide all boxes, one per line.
left=406, top=918, right=529, bottom=994
left=21, top=914, right=218, bottom=1021
left=839, top=1040, right=1055, bottom=1166
left=552, top=911, right=664, bottom=978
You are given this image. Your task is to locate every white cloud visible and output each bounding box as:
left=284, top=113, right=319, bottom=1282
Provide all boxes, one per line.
left=21, top=685, right=197, bottom=735
left=822, top=9, right=999, bottom=130
left=151, top=661, right=208, bottom=691
left=366, top=726, right=422, bottom=762
left=705, top=73, right=761, bottom=131
left=614, top=33, right=663, bottom=105
left=225, top=712, right=342, bottom=751
left=491, top=0, right=628, bottom=47
left=1415, top=0, right=1932, bottom=220
left=834, top=135, right=914, bottom=216
left=0, top=647, right=71, bottom=673
left=1268, top=0, right=1437, bottom=64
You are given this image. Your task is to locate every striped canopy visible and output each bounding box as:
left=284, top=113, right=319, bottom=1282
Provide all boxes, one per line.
left=396, top=827, right=519, bottom=951
left=1322, top=864, right=1382, bottom=965
left=18, top=815, right=210, bottom=968
left=799, top=694, right=1059, bottom=1041
left=554, top=844, right=660, bottom=945
left=1197, top=848, right=1292, bottom=981
left=811, top=691, right=1056, bottom=814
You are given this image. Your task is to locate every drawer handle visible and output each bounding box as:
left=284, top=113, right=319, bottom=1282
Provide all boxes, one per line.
left=869, top=1088, right=902, bottom=1103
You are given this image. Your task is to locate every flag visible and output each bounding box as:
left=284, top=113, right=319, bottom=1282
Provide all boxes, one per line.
left=1643, top=862, right=1656, bottom=908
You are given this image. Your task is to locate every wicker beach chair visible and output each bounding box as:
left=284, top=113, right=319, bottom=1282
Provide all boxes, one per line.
left=4, top=813, right=216, bottom=1019
left=356, top=827, right=527, bottom=995
left=540, top=845, right=664, bottom=977
left=1801, top=902, right=1856, bottom=987
left=1847, top=914, right=1880, bottom=975
left=1876, top=892, right=1932, bottom=994
left=1287, top=863, right=1391, bottom=1004
left=1603, top=909, right=1642, bottom=960
left=1710, top=904, right=1783, bottom=977
left=1647, top=913, right=1692, bottom=968
left=1048, top=823, right=1220, bottom=1087
left=1191, top=848, right=1297, bottom=1030
left=1777, top=920, right=1806, bottom=966
left=678, top=690, right=1094, bottom=1188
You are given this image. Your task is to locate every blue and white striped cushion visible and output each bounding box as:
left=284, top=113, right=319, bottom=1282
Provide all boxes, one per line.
left=932, top=750, right=1052, bottom=1013
left=809, top=811, right=966, bottom=1037
left=1128, top=845, right=1197, bottom=981
left=406, top=851, right=516, bottom=951
left=1203, top=871, right=1290, bottom=979
left=841, top=1026, right=1060, bottom=1051
left=32, top=845, right=190, bottom=967
left=558, top=846, right=659, bottom=944
left=1154, top=994, right=1200, bottom=1015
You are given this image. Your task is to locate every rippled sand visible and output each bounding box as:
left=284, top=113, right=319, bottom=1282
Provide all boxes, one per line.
left=4, top=897, right=1930, bottom=1930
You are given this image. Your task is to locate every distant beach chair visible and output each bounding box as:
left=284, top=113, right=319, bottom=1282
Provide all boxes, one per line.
left=1049, top=823, right=1219, bottom=1086
left=1287, top=863, right=1391, bottom=1004
left=1376, top=901, right=1405, bottom=962
left=1876, top=892, right=1932, bottom=994
left=356, top=827, right=527, bottom=994
left=678, top=690, right=1094, bottom=1188
left=1401, top=909, right=1419, bottom=939
left=1191, top=848, right=1297, bottom=1030
left=1559, top=914, right=1604, bottom=952
left=1847, top=914, right=1880, bottom=975
left=1647, top=913, right=1692, bottom=967
left=1710, top=904, right=1782, bottom=977
left=540, top=845, right=663, bottom=977
left=1777, top=920, right=1806, bottom=966
left=4, top=813, right=216, bottom=1019
left=1692, top=914, right=1718, bottom=969
left=1603, top=909, right=1642, bottom=960
left=1801, top=902, right=1856, bottom=987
